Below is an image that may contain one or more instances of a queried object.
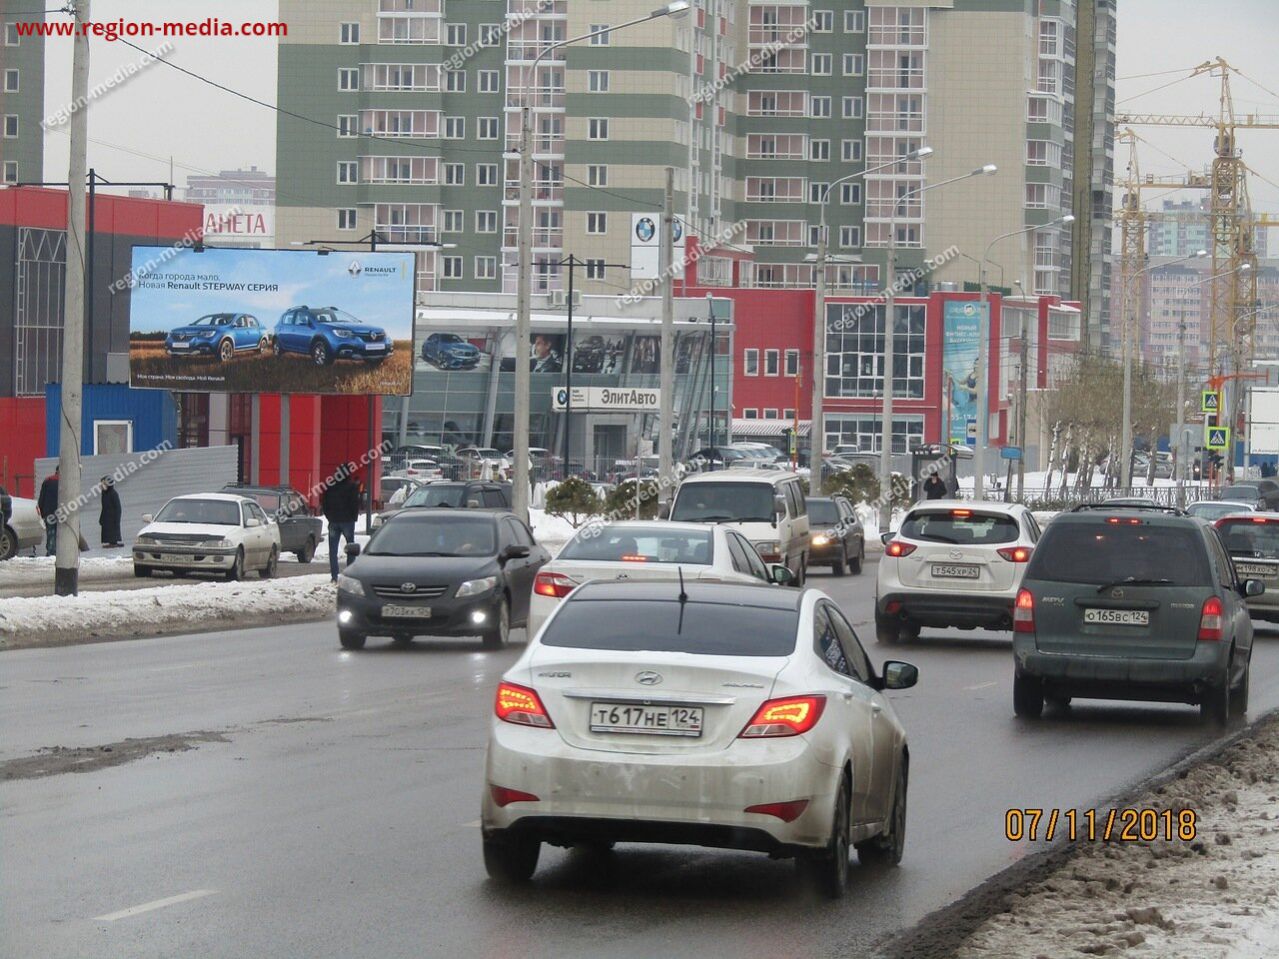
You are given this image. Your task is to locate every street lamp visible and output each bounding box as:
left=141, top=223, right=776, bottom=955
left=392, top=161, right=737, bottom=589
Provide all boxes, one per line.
left=873, top=162, right=997, bottom=529
left=974, top=213, right=1074, bottom=500
left=512, top=1, right=690, bottom=522
left=1119, top=248, right=1209, bottom=490
left=807, top=145, right=934, bottom=496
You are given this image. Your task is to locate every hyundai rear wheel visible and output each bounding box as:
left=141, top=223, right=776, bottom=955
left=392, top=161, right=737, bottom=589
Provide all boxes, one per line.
left=482, top=831, right=540, bottom=884
left=797, top=773, right=851, bottom=898
left=857, top=759, right=907, bottom=866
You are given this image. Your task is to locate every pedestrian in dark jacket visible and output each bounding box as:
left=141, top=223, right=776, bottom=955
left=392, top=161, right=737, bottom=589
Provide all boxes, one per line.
left=922, top=472, right=948, bottom=500
left=322, top=466, right=361, bottom=581
left=99, top=476, right=123, bottom=548
left=37, top=467, right=59, bottom=555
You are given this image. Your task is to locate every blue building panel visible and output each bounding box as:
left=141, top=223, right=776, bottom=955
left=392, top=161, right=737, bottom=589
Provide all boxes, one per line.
left=45, top=384, right=177, bottom=456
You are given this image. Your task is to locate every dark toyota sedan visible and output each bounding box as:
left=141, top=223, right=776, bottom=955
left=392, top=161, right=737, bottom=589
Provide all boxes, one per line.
left=336, top=510, right=549, bottom=651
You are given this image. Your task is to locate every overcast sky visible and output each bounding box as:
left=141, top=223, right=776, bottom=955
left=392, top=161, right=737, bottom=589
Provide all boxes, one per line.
left=39, top=0, right=1279, bottom=219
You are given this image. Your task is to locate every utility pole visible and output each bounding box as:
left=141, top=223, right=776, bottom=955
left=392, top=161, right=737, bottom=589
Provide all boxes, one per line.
left=513, top=82, right=534, bottom=523
left=1175, top=313, right=1187, bottom=509
left=811, top=225, right=827, bottom=496
left=1017, top=331, right=1028, bottom=499
left=54, top=0, right=91, bottom=597
left=563, top=255, right=576, bottom=477
left=879, top=227, right=897, bottom=530
left=658, top=168, right=675, bottom=500
left=706, top=293, right=718, bottom=468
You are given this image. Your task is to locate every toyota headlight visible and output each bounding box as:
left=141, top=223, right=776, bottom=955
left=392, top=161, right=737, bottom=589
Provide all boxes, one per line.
left=753, top=540, right=780, bottom=556
left=812, top=534, right=830, bottom=546
left=135, top=534, right=157, bottom=545
left=203, top=538, right=233, bottom=549
left=456, top=576, right=497, bottom=598
left=336, top=573, right=367, bottom=596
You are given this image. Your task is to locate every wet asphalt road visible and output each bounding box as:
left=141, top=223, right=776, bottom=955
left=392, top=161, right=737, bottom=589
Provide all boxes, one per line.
left=4, top=559, right=1278, bottom=959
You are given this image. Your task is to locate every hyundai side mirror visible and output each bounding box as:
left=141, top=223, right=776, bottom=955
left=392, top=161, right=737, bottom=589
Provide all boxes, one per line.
left=345, top=543, right=361, bottom=560
left=768, top=563, right=794, bottom=586
left=1243, top=579, right=1266, bottom=598
left=880, top=661, right=919, bottom=691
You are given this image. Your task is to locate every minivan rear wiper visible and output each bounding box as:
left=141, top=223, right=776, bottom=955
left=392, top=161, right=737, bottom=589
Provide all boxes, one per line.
left=1095, top=576, right=1174, bottom=593
left=916, top=534, right=959, bottom=544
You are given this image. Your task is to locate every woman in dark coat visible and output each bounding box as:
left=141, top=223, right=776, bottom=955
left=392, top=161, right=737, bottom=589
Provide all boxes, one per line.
left=99, top=476, right=123, bottom=548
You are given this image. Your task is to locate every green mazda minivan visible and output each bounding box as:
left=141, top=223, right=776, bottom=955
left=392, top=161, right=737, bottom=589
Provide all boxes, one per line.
left=1012, top=508, right=1264, bottom=724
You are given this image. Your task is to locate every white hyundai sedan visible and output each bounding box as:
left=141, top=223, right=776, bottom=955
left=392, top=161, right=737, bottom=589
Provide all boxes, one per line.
left=481, top=580, right=918, bottom=897
left=527, top=520, right=794, bottom=636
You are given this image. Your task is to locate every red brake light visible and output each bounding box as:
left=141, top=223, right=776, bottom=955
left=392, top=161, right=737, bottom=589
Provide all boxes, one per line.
left=1198, top=596, right=1224, bottom=642
left=886, top=541, right=917, bottom=558
left=1106, top=517, right=1142, bottom=525
left=533, top=570, right=576, bottom=598
left=1253, top=517, right=1270, bottom=524
left=495, top=681, right=555, bottom=728
left=739, top=695, right=826, bottom=738
left=744, top=799, right=810, bottom=822
left=997, top=546, right=1033, bottom=563
left=1013, top=588, right=1035, bottom=633
left=951, top=508, right=972, bottom=517
left=619, top=554, right=649, bottom=563
left=490, top=785, right=540, bottom=807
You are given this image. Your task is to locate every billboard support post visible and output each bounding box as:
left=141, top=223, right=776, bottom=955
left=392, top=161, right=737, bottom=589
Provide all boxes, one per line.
left=250, top=395, right=261, bottom=485
left=54, top=0, right=91, bottom=597
left=658, top=168, right=675, bottom=503
left=280, top=394, right=290, bottom=488
left=366, top=398, right=374, bottom=535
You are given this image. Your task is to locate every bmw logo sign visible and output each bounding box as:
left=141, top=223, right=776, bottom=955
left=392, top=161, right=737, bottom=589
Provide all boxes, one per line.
left=635, top=217, right=656, bottom=243
left=556, top=388, right=569, bottom=405
left=672, top=220, right=683, bottom=242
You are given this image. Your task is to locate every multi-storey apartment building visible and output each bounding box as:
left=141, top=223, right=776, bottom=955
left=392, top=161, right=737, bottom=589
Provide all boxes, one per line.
left=185, top=166, right=277, bottom=248
left=0, top=4, right=45, bottom=186
left=1148, top=198, right=1270, bottom=260
left=276, top=0, right=1110, bottom=307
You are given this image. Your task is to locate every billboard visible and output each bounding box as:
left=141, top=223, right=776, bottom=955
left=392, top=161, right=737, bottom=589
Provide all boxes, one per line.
left=127, top=247, right=416, bottom=395
left=942, top=300, right=984, bottom=446
left=630, top=213, right=687, bottom=280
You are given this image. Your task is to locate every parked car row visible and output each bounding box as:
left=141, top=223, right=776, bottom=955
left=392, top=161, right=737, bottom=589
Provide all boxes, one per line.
left=165, top=306, right=391, bottom=367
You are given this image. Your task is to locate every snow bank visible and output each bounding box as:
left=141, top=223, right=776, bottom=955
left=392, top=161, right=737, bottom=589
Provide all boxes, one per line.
left=529, top=507, right=577, bottom=550
left=955, top=718, right=1279, bottom=958
left=0, top=574, right=335, bottom=645
left=0, top=552, right=133, bottom=587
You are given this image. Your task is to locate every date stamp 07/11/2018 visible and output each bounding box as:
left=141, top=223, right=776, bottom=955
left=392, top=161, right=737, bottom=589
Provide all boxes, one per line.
left=1004, top=808, right=1198, bottom=843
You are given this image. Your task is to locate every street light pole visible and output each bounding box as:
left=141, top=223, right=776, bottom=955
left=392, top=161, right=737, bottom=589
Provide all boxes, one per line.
left=975, top=213, right=1074, bottom=500
left=514, top=3, right=689, bottom=521
left=706, top=293, right=717, bottom=466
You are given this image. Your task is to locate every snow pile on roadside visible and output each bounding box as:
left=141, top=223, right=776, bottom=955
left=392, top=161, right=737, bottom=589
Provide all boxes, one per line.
left=0, top=574, right=335, bottom=644
left=0, top=553, right=133, bottom=586
left=529, top=507, right=577, bottom=549
left=956, top=718, right=1279, bottom=958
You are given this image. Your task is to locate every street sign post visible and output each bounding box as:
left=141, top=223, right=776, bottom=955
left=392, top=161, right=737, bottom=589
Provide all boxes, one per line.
left=965, top=418, right=977, bottom=447
left=1000, top=446, right=1022, bottom=461
left=1201, top=390, right=1221, bottom=414
left=1205, top=425, right=1231, bottom=451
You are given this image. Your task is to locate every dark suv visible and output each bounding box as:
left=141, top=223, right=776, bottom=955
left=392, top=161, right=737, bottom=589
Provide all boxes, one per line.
left=1012, top=508, right=1263, bottom=724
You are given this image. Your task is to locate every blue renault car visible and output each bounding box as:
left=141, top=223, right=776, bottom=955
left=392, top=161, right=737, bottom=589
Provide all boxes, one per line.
left=273, top=305, right=392, bottom=366
left=422, top=332, right=481, bottom=370
left=166, top=313, right=268, bottom=361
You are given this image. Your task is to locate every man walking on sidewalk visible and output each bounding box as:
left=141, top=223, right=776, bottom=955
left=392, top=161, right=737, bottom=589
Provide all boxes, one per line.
left=37, top=466, right=59, bottom=556
left=322, top=465, right=361, bottom=582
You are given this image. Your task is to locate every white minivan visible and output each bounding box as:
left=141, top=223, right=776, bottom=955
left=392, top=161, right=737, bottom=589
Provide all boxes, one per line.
left=666, top=469, right=811, bottom=584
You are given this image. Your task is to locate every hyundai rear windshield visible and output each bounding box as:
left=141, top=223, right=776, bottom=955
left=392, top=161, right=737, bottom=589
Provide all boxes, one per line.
left=1026, top=524, right=1211, bottom=586
left=670, top=482, right=775, bottom=523
left=1217, top=519, right=1279, bottom=559
left=540, top=599, right=797, bottom=656
left=559, top=526, right=713, bottom=565
left=899, top=510, right=1019, bottom=545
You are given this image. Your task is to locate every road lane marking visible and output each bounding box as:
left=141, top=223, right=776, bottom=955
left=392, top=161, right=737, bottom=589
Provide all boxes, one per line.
left=94, top=889, right=218, bottom=922
left=463, top=819, right=482, bottom=828
left=964, top=681, right=997, bottom=691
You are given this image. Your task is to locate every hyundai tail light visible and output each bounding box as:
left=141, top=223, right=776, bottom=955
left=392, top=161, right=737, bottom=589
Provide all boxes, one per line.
left=495, top=681, right=555, bottom=728
left=739, top=696, right=826, bottom=738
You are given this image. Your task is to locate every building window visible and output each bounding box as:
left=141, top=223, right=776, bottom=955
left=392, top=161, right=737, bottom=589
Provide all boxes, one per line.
left=809, top=182, right=829, bottom=204
left=783, top=409, right=796, bottom=420
left=475, top=256, right=497, bottom=280
left=588, top=70, right=610, bottom=92
left=444, top=163, right=464, bottom=185
left=5, top=23, right=20, bottom=45
left=443, top=256, right=463, bottom=279
left=339, top=22, right=360, bottom=44
left=337, top=161, right=357, bottom=184
left=445, top=70, right=465, bottom=92
left=784, top=349, right=799, bottom=376
left=479, top=70, right=500, bottom=93
left=478, top=117, right=499, bottom=140
left=743, top=349, right=759, bottom=376
left=587, top=164, right=608, bottom=187
left=810, top=96, right=831, bottom=118
left=585, top=259, right=606, bottom=279
left=810, top=54, right=831, bottom=76
left=839, top=225, right=862, bottom=249
left=764, top=349, right=780, bottom=376
left=337, top=115, right=358, bottom=138
left=840, top=182, right=862, bottom=205
left=4, top=69, right=18, bottom=93
left=446, top=23, right=466, bottom=46
left=586, top=212, right=607, bottom=235
left=844, top=10, right=865, bottom=32
left=589, top=24, right=610, bottom=45
left=743, top=408, right=759, bottom=419
left=809, top=139, right=830, bottom=161
left=841, top=139, right=863, bottom=162
left=477, top=164, right=498, bottom=186
left=476, top=210, right=498, bottom=233
left=588, top=118, right=609, bottom=140
left=3, top=115, right=18, bottom=138
left=842, top=53, right=865, bottom=76
left=480, top=24, right=502, bottom=46
left=443, top=210, right=464, bottom=232
left=825, top=304, right=927, bottom=400
left=338, top=68, right=359, bottom=91
left=842, top=96, right=864, bottom=119
left=812, top=10, right=834, bottom=32
left=764, top=409, right=779, bottom=419
left=337, top=208, right=357, bottom=230
left=2, top=161, right=17, bottom=184
left=825, top=414, right=924, bottom=455
left=444, top=116, right=465, bottom=138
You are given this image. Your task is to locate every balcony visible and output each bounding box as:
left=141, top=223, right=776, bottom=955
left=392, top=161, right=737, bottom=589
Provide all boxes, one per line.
left=508, top=0, right=566, bottom=17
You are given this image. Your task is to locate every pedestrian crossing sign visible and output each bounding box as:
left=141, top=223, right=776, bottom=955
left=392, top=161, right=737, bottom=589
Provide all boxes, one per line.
left=1205, top=425, right=1230, bottom=451
left=1201, top=391, right=1220, bottom=414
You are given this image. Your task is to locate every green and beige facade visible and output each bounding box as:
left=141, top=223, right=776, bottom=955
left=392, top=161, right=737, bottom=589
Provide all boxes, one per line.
left=0, top=4, right=45, bottom=186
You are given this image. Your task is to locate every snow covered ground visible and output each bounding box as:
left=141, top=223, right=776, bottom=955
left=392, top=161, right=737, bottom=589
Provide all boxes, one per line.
left=956, top=718, right=1279, bottom=958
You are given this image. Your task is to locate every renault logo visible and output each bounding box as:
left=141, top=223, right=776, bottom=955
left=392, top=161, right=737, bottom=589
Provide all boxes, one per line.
left=635, top=671, right=663, bottom=686
left=400, top=582, right=417, bottom=593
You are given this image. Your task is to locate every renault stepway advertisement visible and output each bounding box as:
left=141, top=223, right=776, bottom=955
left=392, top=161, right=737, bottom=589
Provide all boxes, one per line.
left=127, top=247, right=416, bottom=396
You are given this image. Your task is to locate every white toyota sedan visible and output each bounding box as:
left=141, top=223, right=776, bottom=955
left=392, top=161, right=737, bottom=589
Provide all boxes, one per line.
left=527, top=520, right=794, bottom=636
left=481, top=580, right=918, bottom=897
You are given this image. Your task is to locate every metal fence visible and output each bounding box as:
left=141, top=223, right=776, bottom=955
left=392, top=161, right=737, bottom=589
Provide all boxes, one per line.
left=973, top=484, right=1215, bottom=510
